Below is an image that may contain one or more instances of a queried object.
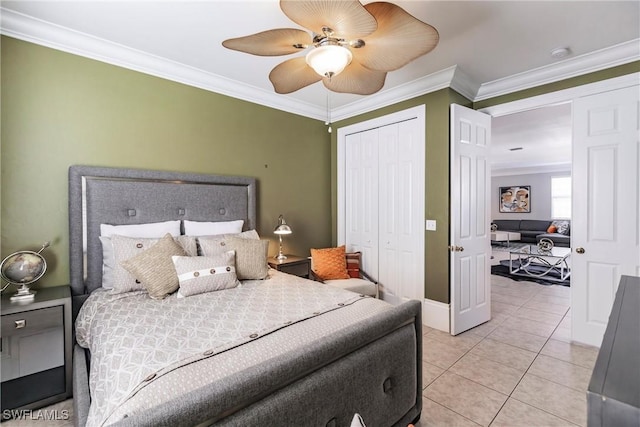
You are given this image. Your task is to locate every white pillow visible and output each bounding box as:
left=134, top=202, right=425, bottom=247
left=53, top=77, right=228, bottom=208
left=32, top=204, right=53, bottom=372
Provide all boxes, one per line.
left=183, top=219, right=244, bottom=236
left=173, top=251, right=239, bottom=298
left=100, top=220, right=181, bottom=238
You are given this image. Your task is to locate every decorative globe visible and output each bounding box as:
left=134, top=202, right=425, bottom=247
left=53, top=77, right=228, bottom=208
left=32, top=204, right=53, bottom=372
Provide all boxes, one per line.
left=1, top=251, right=47, bottom=285
left=537, top=238, right=554, bottom=253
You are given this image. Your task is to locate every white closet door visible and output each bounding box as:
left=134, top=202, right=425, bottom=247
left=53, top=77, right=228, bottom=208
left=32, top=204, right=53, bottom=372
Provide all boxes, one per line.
left=379, top=119, right=424, bottom=303
left=345, top=129, right=379, bottom=280
left=572, top=85, right=640, bottom=347
left=341, top=106, right=425, bottom=304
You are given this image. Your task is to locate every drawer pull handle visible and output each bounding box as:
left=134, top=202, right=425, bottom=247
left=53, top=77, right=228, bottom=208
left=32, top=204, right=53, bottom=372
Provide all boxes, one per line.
left=15, top=320, right=26, bottom=329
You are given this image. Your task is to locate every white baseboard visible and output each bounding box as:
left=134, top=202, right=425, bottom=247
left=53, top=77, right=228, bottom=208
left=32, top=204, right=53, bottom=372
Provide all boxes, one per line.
left=423, top=299, right=450, bottom=333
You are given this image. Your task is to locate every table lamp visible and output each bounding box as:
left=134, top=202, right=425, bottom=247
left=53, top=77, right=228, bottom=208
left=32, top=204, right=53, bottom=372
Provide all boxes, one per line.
left=273, top=215, right=292, bottom=261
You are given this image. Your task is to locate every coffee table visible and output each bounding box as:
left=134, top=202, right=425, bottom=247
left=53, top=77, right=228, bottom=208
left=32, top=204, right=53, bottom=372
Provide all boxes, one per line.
left=509, top=245, right=571, bottom=282
left=491, top=231, right=521, bottom=248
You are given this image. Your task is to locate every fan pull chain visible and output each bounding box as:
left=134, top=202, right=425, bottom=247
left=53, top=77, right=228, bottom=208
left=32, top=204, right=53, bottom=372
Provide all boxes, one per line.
left=326, top=90, right=332, bottom=133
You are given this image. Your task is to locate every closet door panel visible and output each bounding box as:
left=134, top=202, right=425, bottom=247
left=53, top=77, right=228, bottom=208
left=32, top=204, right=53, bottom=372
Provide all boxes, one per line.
left=379, top=124, right=400, bottom=300
left=345, top=130, right=379, bottom=280
left=397, top=119, right=424, bottom=302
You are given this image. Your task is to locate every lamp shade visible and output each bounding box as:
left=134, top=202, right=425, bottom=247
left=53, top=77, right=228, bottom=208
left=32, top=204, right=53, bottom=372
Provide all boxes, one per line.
left=274, top=215, right=292, bottom=235
left=305, top=45, right=353, bottom=78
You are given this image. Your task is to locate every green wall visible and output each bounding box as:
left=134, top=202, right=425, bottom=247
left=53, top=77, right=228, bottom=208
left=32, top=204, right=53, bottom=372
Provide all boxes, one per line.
left=3, top=35, right=637, bottom=303
left=1, top=37, right=332, bottom=290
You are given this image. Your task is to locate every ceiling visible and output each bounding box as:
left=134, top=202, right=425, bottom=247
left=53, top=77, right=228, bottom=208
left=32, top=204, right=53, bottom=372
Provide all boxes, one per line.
left=1, top=1, right=637, bottom=173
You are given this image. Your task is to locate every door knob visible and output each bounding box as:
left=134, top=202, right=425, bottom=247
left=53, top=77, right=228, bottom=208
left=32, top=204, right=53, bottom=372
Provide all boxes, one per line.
left=576, top=247, right=585, bottom=254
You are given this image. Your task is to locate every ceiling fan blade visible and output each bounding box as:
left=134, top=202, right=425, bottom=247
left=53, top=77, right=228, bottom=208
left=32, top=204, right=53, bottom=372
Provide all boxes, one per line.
left=354, top=2, right=439, bottom=71
left=269, top=57, right=323, bottom=94
left=280, top=0, right=377, bottom=39
left=222, top=28, right=312, bottom=56
left=323, top=61, right=386, bottom=95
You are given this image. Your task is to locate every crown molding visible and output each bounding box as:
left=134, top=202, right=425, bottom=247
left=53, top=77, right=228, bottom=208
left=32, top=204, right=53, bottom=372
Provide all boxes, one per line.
left=0, top=8, right=326, bottom=120
left=475, top=39, right=640, bottom=101
left=2, top=7, right=638, bottom=121
left=331, top=66, right=457, bottom=121
left=449, top=66, right=480, bottom=101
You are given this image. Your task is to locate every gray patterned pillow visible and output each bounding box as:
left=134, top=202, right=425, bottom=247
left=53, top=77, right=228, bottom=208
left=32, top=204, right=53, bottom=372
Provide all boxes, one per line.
left=120, top=234, right=187, bottom=299
left=552, top=220, right=570, bottom=235
left=198, top=229, right=259, bottom=256
left=107, top=234, right=197, bottom=293
left=224, top=236, right=269, bottom=280
left=172, top=251, right=239, bottom=298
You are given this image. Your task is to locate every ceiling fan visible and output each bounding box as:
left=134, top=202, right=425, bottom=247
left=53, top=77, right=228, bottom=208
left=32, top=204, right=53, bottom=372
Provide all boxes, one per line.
left=222, top=0, right=439, bottom=95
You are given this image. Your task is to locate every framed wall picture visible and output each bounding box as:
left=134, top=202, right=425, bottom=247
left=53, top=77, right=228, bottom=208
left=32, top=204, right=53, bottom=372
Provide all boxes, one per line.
left=499, top=185, right=531, bottom=213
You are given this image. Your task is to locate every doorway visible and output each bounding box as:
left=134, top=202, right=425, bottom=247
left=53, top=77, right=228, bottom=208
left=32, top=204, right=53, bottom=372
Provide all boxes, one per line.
left=480, top=72, right=640, bottom=346
left=489, top=103, right=573, bottom=272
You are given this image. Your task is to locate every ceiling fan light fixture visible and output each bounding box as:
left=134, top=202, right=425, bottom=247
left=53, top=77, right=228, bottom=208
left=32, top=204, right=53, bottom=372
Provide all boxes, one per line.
left=305, top=44, right=353, bottom=79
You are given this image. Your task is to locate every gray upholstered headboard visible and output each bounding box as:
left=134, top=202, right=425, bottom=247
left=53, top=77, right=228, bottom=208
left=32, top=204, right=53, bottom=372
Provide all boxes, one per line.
left=68, top=165, right=256, bottom=310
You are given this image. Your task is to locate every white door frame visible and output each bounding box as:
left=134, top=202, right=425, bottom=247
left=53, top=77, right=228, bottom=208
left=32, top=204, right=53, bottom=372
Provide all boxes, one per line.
left=479, top=73, right=638, bottom=118
left=337, top=104, right=426, bottom=302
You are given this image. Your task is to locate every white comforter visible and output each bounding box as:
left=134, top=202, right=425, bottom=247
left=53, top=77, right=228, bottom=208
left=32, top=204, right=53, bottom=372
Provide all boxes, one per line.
left=76, top=270, right=388, bottom=426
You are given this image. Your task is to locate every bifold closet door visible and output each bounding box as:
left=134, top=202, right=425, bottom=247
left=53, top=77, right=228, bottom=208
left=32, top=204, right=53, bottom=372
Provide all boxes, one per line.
left=345, top=118, right=424, bottom=302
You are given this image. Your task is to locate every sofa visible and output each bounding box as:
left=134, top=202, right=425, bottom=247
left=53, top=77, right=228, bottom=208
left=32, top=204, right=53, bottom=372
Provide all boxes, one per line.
left=492, top=219, right=571, bottom=247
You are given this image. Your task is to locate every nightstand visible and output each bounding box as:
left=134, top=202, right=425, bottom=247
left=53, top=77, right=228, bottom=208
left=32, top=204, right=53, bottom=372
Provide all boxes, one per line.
left=268, top=256, right=310, bottom=278
left=1, top=285, right=72, bottom=413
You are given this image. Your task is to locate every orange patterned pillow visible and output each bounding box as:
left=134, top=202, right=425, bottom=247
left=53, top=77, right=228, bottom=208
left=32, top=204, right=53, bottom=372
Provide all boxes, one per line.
left=311, top=246, right=350, bottom=280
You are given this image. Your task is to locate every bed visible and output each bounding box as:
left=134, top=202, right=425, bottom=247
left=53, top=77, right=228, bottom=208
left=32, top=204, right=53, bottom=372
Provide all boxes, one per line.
left=69, top=165, right=422, bottom=427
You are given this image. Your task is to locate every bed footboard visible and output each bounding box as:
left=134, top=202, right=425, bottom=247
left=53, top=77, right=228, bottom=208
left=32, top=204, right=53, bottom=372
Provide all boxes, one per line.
left=104, top=299, right=422, bottom=427
left=73, top=345, right=90, bottom=427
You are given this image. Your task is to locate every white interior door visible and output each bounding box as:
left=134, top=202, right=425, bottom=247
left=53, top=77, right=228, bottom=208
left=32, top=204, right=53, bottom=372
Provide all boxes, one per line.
left=450, top=104, right=492, bottom=335
left=571, top=85, right=640, bottom=347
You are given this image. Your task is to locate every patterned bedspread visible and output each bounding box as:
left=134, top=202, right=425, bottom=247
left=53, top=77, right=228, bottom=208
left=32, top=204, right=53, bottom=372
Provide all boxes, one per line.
left=76, top=270, right=390, bottom=426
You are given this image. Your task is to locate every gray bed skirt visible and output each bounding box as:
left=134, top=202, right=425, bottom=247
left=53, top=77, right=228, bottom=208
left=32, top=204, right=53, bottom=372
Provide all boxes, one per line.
left=74, top=299, right=422, bottom=426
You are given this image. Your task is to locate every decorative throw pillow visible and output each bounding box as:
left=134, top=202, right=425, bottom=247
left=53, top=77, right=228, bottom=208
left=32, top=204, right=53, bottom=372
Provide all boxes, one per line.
left=106, top=235, right=197, bottom=292
left=100, top=220, right=181, bottom=238
left=310, top=246, right=350, bottom=280
left=552, top=220, right=570, bottom=235
left=120, top=234, right=187, bottom=299
left=198, top=229, right=260, bottom=256
left=546, top=225, right=557, bottom=233
left=172, top=251, right=239, bottom=297
left=183, top=219, right=244, bottom=236
left=223, top=236, right=269, bottom=280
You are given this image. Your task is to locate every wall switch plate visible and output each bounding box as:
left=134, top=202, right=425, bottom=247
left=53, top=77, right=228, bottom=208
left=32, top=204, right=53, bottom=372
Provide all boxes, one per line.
left=426, top=220, right=437, bottom=231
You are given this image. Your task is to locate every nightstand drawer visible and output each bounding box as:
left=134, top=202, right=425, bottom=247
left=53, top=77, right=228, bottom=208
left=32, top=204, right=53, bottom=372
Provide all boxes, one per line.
left=1, top=306, right=63, bottom=338
left=280, top=263, right=309, bottom=277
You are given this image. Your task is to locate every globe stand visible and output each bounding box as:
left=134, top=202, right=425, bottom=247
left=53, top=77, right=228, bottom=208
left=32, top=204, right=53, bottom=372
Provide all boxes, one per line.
left=10, top=284, right=37, bottom=301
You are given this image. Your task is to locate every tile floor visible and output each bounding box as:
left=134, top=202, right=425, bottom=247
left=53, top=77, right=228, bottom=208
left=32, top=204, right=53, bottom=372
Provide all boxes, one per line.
left=415, top=273, right=598, bottom=427
left=2, top=274, right=598, bottom=427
